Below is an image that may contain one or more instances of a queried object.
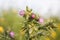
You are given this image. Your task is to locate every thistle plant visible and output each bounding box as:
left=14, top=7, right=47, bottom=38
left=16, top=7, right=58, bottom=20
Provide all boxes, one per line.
left=19, top=6, right=57, bottom=40
left=0, top=7, right=58, bottom=40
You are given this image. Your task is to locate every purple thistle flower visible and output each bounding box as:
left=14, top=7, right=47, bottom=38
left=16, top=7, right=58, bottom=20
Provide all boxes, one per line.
left=31, top=13, right=35, bottom=18
left=39, top=18, right=44, bottom=23
left=19, top=10, right=25, bottom=16
left=9, top=31, right=15, bottom=38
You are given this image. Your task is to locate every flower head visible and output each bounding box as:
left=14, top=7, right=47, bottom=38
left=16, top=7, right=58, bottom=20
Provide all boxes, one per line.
left=0, top=26, right=4, bottom=33
left=19, top=10, right=25, bottom=16
left=9, top=31, right=15, bottom=38
left=39, top=18, right=44, bottom=23
left=31, top=13, right=35, bottom=18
